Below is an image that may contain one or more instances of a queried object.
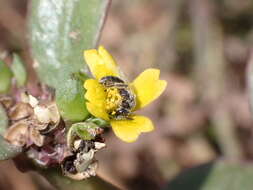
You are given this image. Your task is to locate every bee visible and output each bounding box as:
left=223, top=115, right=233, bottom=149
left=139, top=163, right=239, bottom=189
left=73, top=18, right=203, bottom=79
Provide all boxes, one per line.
left=99, top=76, right=136, bottom=120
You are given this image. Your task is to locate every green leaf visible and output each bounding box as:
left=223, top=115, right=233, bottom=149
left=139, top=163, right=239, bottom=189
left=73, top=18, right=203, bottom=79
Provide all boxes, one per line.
left=0, top=104, right=8, bottom=136
left=67, top=122, right=98, bottom=149
left=164, top=161, right=253, bottom=190
left=0, top=135, right=21, bottom=160
left=56, top=78, right=88, bottom=121
left=11, top=54, right=27, bottom=87
left=29, top=0, right=110, bottom=121
left=0, top=61, right=13, bottom=94
left=0, top=105, right=21, bottom=160
left=86, top=117, right=109, bottom=127
left=71, top=122, right=98, bottom=140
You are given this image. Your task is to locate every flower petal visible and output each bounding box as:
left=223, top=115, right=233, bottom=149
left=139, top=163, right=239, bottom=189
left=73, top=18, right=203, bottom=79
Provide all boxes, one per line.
left=111, top=115, right=154, bottom=143
left=83, top=46, right=120, bottom=80
left=98, top=46, right=117, bottom=68
left=131, top=69, right=167, bottom=110
left=84, top=79, right=109, bottom=120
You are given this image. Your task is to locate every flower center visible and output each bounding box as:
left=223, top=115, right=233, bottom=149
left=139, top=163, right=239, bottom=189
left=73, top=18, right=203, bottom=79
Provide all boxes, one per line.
left=105, top=87, right=122, bottom=115
left=100, top=76, right=136, bottom=120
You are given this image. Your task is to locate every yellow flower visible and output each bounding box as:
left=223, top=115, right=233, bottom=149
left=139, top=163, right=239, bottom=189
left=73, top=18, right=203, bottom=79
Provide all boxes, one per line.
left=83, top=46, right=167, bottom=143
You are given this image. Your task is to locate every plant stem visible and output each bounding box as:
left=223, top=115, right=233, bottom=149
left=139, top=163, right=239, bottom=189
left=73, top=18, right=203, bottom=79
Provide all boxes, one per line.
left=39, top=167, right=120, bottom=190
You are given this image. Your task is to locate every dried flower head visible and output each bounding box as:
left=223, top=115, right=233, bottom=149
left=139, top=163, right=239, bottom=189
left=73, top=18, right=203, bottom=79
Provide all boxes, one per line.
left=2, top=94, right=105, bottom=180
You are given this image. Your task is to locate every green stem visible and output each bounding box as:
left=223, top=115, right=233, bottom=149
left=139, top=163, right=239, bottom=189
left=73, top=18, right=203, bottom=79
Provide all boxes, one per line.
left=39, top=167, right=120, bottom=190
left=0, top=135, right=21, bottom=160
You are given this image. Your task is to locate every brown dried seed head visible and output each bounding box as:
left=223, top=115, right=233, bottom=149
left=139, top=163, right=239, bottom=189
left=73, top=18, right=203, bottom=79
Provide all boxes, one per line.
left=65, top=172, right=89, bottom=180
left=62, top=155, right=78, bottom=174
left=33, top=102, right=60, bottom=125
left=47, top=102, right=60, bottom=124
left=29, top=126, right=45, bottom=147
left=30, top=121, right=48, bottom=132
left=95, top=127, right=104, bottom=135
left=94, top=142, right=106, bottom=150
left=62, top=139, right=103, bottom=180
left=0, top=96, right=14, bottom=109
left=74, top=150, right=95, bottom=172
left=73, top=139, right=82, bottom=151
left=9, top=103, right=33, bottom=121
left=4, top=120, right=29, bottom=146
left=63, top=160, right=98, bottom=180
left=34, top=105, right=52, bottom=123
left=28, top=95, right=39, bottom=107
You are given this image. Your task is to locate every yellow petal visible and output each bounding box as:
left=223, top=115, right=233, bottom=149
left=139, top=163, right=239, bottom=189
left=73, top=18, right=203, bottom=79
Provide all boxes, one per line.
left=131, top=69, right=167, bottom=110
left=84, top=79, right=109, bottom=120
left=84, top=46, right=120, bottom=80
left=111, top=115, right=154, bottom=143
left=98, top=46, right=117, bottom=67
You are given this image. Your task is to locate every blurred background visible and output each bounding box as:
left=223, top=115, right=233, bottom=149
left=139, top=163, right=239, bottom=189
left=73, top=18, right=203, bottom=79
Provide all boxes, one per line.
left=1, top=0, right=253, bottom=189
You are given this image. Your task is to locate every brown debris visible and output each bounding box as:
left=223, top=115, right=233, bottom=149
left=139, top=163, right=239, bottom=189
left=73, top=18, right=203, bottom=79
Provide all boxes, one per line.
left=28, top=126, right=45, bottom=147
left=4, top=120, right=29, bottom=147
left=8, top=102, right=33, bottom=121
left=2, top=94, right=60, bottom=148
left=0, top=96, right=14, bottom=109
left=1, top=93, right=105, bottom=180
left=62, top=138, right=105, bottom=180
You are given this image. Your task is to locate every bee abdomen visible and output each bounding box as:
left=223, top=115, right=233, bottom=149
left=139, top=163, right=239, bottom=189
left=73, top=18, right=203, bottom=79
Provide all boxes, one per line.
left=119, top=89, right=136, bottom=109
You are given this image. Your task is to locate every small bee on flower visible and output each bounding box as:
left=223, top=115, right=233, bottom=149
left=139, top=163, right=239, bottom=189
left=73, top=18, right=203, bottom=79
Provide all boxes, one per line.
left=83, top=46, right=167, bottom=143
